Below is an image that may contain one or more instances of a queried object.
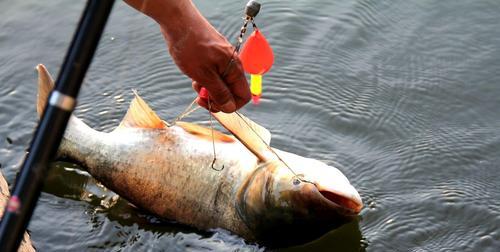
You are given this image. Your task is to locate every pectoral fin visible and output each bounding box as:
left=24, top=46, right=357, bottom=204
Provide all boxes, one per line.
left=176, top=121, right=235, bottom=143
left=212, top=112, right=273, bottom=162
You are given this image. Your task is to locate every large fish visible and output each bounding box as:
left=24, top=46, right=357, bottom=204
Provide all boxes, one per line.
left=36, top=64, right=362, bottom=245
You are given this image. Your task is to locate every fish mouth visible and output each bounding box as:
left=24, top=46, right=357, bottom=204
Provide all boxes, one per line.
left=313, top=184, right=363, bottom=214
left=318, top=189, right=363, bottom=214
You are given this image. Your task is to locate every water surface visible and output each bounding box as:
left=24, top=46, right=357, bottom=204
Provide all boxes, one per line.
left=1, top=0, right=499, bottom=251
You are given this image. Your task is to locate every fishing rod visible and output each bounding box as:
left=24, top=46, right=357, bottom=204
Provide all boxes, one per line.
left=0, top=0, right=269, bottom=250
left=0, top=0, right=115, bottom=251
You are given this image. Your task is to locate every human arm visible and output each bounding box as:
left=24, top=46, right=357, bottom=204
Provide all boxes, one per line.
left=124, top=0, right=250, bottom=112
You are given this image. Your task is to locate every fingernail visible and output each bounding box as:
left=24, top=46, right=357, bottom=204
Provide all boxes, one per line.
left=220, top=100, right=236, bottom=113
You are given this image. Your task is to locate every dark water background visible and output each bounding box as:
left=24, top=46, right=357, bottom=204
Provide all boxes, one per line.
left=1, top=0, right=500, bottom=251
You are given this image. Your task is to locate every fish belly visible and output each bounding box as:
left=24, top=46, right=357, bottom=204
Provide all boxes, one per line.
left=59, top=120, right=258, bottom=238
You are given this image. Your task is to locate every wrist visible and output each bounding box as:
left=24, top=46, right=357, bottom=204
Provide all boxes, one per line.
left=126, top=1, right=195, bottom=24
left=130, top=0, right=211, bottom=44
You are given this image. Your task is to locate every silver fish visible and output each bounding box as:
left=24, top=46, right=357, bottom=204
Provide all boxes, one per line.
left=36, top=64, right=362, bottom=245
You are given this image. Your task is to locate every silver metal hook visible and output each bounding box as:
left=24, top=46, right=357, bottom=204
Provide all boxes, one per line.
left=210, top=158, right=225, bottom=171
left=207, top=96, right=225, bottom=171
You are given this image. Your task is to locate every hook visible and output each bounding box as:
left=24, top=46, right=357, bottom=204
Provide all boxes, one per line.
left=210, top=158, right=225, bottom=171
left=207, top=96, right=225, bottom=172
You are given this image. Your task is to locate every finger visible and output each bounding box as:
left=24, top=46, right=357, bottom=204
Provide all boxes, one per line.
left=193, top=81, right=209, bottom=110
left=196, top=73, right=236, bottom=113
left=194, top=81, right=211, bottom=101
left=195, top=97, right=220, bottom=113
left=222, top=57, right=251, bottom=110
left=194, top=81, right=223, bottom=112
left=192, top=81, right=202, bottom=93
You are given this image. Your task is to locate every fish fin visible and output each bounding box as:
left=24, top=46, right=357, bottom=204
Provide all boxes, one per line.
left=36, top=64, right=55, bottom=117
left=212, top=112, right=273, bottom=162
left=35, top=64, right=96, bottom=162
left=118, top=90, right=166, bottom=129
left=176, top=121, right=235, bottom=143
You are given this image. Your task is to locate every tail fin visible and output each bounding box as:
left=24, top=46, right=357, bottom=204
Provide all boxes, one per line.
left=35, top=64, right=99, bottom=162
left=36, top=64, right=55, bottom=117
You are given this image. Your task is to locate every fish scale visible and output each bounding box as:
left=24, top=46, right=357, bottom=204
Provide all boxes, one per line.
left=36, top=64, right=362, bottom=245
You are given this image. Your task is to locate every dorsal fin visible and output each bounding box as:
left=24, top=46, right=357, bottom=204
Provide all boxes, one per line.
left=212, top=112, right=273, bottom=162
left=118, top=90, right=166, bottom=129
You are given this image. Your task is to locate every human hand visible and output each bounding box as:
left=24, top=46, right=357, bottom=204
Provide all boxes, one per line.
left=160, top=24, right=250, bottom=113
left=124, top=0, right=250, bottom=113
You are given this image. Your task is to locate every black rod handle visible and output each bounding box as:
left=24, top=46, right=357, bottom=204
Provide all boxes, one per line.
left=0, top=0, right=115, bottom=250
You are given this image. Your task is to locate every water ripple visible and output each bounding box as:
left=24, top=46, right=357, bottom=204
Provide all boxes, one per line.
left=1, top=0, right=500, bottom=251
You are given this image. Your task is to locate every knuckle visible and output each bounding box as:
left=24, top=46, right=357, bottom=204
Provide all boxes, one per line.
left=212, top=89, right=232, bottom=103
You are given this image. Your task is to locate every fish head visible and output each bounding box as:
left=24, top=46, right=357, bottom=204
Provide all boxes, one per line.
left=236, top=151, right=362, bottom=245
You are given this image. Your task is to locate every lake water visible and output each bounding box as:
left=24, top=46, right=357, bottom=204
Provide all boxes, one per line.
left=1, top=0, right=499, bottom=251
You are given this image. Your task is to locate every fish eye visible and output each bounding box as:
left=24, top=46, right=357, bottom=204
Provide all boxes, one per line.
left=292, top=174, right=305, bottom=185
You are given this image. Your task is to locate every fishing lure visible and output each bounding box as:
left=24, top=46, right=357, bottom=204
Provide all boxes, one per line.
left=239, top=27, right=274, bottom=104
left=198, top=0, right=274, bottom=105
left=185, top=1, right=275, bottom=170
left=170, top=1, right=307, bottom=186
left=239, top=2, right=274, bottom=104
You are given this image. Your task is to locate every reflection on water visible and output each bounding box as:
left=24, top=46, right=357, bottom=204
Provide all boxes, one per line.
left=1, top=0, right=500, bottom=251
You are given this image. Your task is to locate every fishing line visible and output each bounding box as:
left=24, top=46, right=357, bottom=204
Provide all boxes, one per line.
left=207, top=96, right=224, bottom=171
left=168, top=99, right=200, bottom=126
left=167, top=1, right=311, bottom=184
left=168, top=12, right=258, bottom=170
left=234, top=112, right=314, bottom=185
left=168, top=16, right=254, bottom=126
